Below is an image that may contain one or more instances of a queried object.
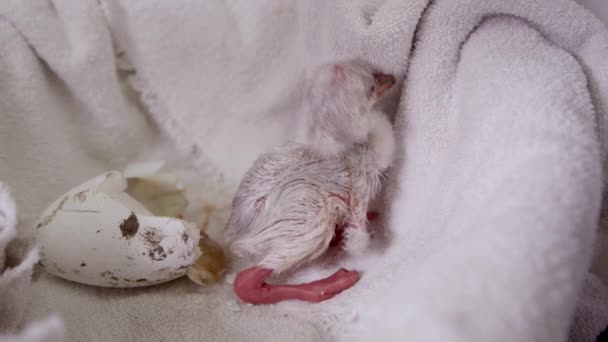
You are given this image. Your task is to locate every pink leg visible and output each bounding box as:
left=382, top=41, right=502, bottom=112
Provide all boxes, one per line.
left=233, top=267, right=360, bottom=304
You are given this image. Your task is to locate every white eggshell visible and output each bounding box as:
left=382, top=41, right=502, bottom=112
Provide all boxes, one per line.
left=36, top=171, right=200, bottom=288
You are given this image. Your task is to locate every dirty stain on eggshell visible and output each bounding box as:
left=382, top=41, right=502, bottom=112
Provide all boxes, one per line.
left=119, top=212, right=139, bottom=239
left=73, top=190, right=88, bottom=203
left=143, top=227, right=167, bottom=261
left=36, top=196, right=68, bottom=229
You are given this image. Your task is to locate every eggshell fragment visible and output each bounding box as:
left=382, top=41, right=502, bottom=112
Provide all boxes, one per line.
left=186, top=231, right=226, bottom=285
left=124, top=161, right=189, bottom=218
left=36, top=170, right=199, bottom=288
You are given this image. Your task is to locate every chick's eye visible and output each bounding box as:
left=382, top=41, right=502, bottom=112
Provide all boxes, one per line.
left=369, top=85, right=376, bottom=94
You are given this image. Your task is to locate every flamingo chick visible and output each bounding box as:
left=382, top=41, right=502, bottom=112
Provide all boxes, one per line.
left=225, top=60, right=396, bottom=304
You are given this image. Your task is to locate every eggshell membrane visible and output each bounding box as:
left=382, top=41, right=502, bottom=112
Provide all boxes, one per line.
left=36, top=171, right=200, bottom=288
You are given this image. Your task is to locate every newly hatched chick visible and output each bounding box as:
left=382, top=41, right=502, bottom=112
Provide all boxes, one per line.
left=224, top=60, right=396, bottom=304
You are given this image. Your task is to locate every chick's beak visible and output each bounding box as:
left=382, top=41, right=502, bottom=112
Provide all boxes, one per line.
left=372, top=73, right=396, bottom=98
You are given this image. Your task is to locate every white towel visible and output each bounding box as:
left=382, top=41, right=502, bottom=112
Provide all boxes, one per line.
left=0, top=1, right=607, bottom=341
left=0, top=316, right=64, bottom=342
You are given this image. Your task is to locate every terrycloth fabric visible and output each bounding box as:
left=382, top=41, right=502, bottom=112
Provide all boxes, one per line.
left=0, top=183, right=38, bottom=332
left=0, top=1, right=607, bottom=342
left=570, top=274, right=608, bottom=342
left=578, top=0, right=608, bottom=26
left=0, top=316, right=64, bottom=342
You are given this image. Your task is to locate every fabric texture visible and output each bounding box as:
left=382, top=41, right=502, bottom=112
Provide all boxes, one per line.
left=0, top=0, right=607, bottom=341
left=0, top=183, right=38, bottom=332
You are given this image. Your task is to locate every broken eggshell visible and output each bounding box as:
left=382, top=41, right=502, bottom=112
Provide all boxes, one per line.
left=123, top=161, right=189, bottom=218
left=186, top=230, right=226, bottom=285
left=35, top=169, right=200, bottom=288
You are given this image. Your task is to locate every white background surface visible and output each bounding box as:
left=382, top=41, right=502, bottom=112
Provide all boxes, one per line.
left=578, top=0, right=608, bottom=25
